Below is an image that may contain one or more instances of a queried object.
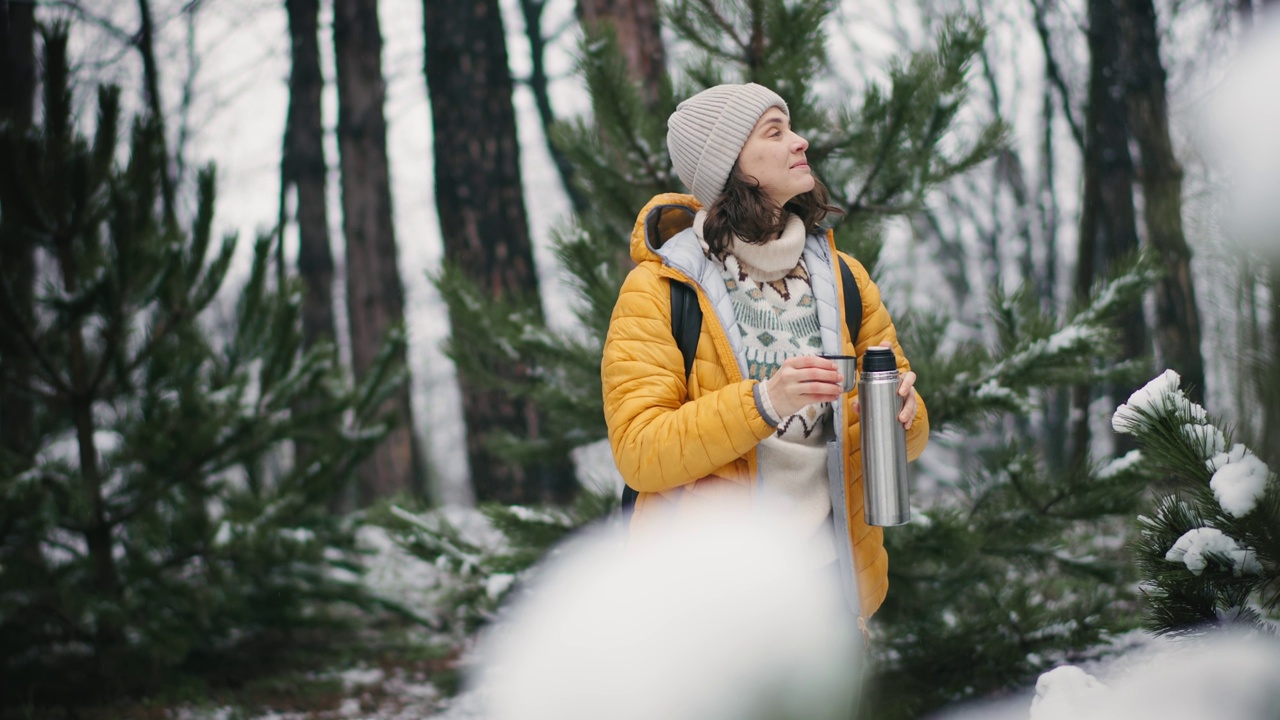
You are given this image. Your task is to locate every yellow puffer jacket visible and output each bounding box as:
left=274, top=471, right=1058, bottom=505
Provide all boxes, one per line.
left=602, top=193, right=929, bottom=620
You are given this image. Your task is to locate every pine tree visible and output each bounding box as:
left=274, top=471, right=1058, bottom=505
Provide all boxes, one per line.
left=0, top=29, right=402, bottom=702
left=867, top=257, right=1158, bottom=719
left=376, top=489, right=616, bottom=642
left=1116, top=370, right=1279, bottom=634
left=431, top=2, right=1161, bottom=716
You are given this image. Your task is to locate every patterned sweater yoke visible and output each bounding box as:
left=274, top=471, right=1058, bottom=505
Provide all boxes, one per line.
left=721, top=254, right=825, bottom=386
left=709, top=214, right=836, bottom=564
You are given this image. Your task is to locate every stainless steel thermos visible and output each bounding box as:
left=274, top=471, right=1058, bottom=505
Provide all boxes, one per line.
left=859, top=346, right=911, bottom=526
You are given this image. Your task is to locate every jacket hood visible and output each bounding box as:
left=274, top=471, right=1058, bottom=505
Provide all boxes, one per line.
left=630, top=193, right=703, bottom=265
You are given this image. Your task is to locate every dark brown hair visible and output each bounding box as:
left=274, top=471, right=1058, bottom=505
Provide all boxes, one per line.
left=701, top=163, right=843, bottom=259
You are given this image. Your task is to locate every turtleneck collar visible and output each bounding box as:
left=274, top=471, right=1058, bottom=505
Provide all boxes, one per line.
left=693, top=210, right=807, bottom=282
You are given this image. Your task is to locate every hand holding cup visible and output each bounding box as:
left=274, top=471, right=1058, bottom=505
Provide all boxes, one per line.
left=818, top=354, right=858, bottom=393
left=764, top=356, right=844, bottom=417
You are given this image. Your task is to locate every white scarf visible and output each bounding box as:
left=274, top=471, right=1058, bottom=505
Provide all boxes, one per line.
left=693, top=210, right=807, bottom=281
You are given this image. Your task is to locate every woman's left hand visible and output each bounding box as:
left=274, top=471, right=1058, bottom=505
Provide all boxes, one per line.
left=852, top=341, right=919, bottom=430
left=897, top=367, right=918, bottom=430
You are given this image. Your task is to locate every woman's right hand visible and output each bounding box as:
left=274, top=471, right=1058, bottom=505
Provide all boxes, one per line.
left=764, top=356, right=844, bottom=417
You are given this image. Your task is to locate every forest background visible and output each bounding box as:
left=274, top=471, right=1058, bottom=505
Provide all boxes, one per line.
left=1, top=0, right=1278, bottom=717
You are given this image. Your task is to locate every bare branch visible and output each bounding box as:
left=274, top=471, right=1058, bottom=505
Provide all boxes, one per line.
left=0, top=287, right=74, bottom=399
left=43, top=0, right=135, bottom=44
left=692, top=0, right=749, bottom=57
left=1028, top=0, right=1086, bottom=150
left=173, top=2, right=200, bottom=190
left=135, top=0, right=177, bottom=226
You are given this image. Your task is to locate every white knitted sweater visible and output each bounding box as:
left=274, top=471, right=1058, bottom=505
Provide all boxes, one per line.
left=694, top=211, right=836, bottom=563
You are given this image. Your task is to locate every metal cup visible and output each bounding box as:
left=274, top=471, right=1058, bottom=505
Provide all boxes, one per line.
left=818, top=354, right=858, bottom=393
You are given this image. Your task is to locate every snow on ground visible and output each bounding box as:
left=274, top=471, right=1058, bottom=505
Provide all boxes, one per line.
left=942, top=630, right=1280, bottom=720
left=159, top=506, right=1280, bottom=720
left=1029, top=666, right=1110, bottom=720
left=357, top=506, right=505, bottom=622
left=167, top=663, right=442, bottom=720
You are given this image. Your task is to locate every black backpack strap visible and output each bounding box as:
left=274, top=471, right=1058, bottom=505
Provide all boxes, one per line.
left=622, top=279, right=702, bottom=516
left=838, top=256, right=862, bottom=347
left=670, top=279, right=702, bottom=380
left=621, top=484, right=639, bottom=514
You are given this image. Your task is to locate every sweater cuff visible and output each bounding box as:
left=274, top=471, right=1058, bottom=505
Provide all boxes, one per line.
left=754, top=380, right=781, bottom=428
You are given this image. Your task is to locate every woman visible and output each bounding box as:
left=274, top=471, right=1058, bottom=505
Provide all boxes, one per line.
left=601, top=83, right=929, bottom=624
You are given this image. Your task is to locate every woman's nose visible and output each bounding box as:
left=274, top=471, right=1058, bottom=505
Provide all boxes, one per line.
left=792, top=133, right=809, bottom=152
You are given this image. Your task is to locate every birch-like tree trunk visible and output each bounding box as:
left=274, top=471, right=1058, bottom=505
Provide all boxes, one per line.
left=333, top=0, right=423, bottom=504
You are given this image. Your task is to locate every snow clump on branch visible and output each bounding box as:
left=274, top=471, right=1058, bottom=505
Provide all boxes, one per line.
left=1112, top=370, right=1205, bottom=434
left=1164, top=527, right=1262, bottom=576
left=1207, top=445, right=1272, bottom=518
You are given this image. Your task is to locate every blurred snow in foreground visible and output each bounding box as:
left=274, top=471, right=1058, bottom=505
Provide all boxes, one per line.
left=944, top=631, right=1280, bottom=720
left=171, top=511, right=1280, bottom=720
left=470, top=506, right=862, bottom=720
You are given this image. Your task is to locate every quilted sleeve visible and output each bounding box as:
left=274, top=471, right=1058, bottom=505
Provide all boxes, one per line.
left=602, top=265, right=775, bottom=493
left=844, top=254, right=931, bottom=462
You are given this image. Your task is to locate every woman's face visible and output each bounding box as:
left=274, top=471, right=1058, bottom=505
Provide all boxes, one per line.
left=737, top=107, right=814, bottom=208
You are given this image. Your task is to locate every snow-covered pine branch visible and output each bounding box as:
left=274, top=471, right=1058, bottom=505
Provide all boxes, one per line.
left=923, top=253, right=1156, bottom=428
left=1117, top=370, right=1279, bottom=634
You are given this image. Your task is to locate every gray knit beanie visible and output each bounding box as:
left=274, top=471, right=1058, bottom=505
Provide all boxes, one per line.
left=667, top=83, right=789, bottom=208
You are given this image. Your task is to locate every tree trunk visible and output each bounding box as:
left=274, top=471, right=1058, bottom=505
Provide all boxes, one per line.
left=1117, top=0, right=1206, bottom=406
left=1073, top=0, right=1148, bottom=466
left=425, top=0, right=573, bottom=504
left=578, top=0, right=668, bottom=276
left=52, top=228, right=124, bottom=651
left=283, top=0, right=337, bottom=352
left=576, top=0, right=666, bottom=110
left=0, top=0, right=37, bottom=461
left=333, top=0, right=423, bottom=505
left=1263, top=262, right=1280, bottom=467
left=283, top=0, right=339, bottom=497
left=1254, top=0, right=1278, bottom=468
left=0, top=0, right=35, bottom=129
left=1039, top=79, right=1071, bottom=473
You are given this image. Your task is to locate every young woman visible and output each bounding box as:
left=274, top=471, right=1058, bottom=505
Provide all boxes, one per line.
left=601, top=83, right=929, bottom=624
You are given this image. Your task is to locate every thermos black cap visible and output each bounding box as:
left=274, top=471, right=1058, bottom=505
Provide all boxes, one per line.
left=862, top=346, right=897, bottom=373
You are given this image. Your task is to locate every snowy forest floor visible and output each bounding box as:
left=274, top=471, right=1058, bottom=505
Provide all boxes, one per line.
left=79, top=621, right=463, bottom=720
left=30, top=524, right=474, bottom=720
left=52, top=623, right=1168, bottom=720
left=31, top=512, right=1266, bottom=720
